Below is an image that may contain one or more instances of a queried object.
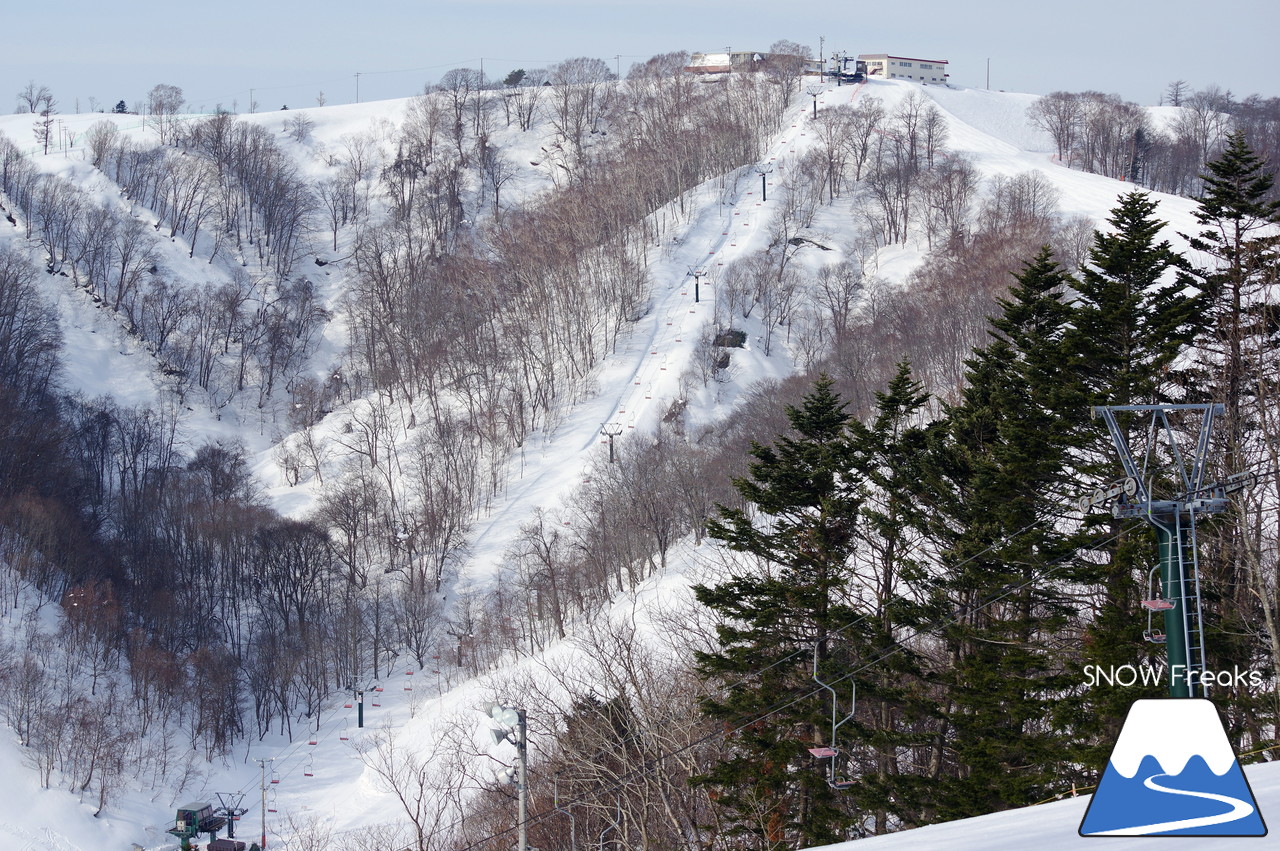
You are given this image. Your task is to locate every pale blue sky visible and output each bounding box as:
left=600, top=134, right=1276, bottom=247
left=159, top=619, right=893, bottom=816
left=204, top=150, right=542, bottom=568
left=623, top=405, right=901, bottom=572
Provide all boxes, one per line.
left=7, top=0, right=1276, bottom=113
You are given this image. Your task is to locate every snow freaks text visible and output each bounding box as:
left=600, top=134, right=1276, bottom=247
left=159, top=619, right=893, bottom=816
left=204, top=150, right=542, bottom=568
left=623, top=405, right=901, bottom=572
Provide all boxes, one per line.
left=1084, top=664, right=1265, bottom=690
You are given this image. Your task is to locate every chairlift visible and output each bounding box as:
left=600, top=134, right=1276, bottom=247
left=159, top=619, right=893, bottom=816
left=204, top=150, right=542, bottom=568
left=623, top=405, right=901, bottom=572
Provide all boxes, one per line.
left=270, top=769, right=280, bottom=785
left=1141, top=565, right=1173, bottom=644
left=812, top=644, right=857, bottom=792
left=304, top=754, right=315, bottom=777
left=1140, top=565, right=1176, bottom=611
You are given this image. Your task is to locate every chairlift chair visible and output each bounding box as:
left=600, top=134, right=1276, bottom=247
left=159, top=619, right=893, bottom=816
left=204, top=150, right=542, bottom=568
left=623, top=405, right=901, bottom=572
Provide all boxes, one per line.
left=812, top=644, right=857, bottom=792
left=1141, top=565, right=1173, bottom=644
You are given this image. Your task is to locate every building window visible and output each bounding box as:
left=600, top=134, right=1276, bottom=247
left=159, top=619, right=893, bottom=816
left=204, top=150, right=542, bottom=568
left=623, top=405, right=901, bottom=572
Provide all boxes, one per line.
left=900, top=61, right=913, bottom=67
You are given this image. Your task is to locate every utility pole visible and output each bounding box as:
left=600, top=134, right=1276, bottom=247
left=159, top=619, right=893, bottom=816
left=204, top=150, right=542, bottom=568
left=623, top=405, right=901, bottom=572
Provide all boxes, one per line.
left=517, top=708, right=528, bottom=851
left=489, top=704, right=528, bottom=851
left=255, top=757, right=274, bottom=849
left=356, top=688, right=365, bottom=727
left=355, top=72, right=362, bottom=104
left=1089, top=404, right=1232, bottom=698
left=986, top=58, right=990, bottom=90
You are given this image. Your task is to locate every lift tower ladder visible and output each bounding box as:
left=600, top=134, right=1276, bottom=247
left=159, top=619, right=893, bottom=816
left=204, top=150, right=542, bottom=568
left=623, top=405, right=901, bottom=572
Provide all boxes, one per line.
left=1091, top=404, right=1227, bottom=698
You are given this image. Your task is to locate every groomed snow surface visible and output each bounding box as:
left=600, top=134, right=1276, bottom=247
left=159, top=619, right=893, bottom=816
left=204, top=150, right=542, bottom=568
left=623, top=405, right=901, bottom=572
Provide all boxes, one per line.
left=806, top=760, right=1277, bottom=850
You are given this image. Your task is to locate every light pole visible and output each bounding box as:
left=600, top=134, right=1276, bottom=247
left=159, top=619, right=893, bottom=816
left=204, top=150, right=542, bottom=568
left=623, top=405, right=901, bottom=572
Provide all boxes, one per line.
left=489, top=703, right=528, bottom=851
left=755, top=164, right=773, bottom=201
left=806, top=84, right=823, bottom=120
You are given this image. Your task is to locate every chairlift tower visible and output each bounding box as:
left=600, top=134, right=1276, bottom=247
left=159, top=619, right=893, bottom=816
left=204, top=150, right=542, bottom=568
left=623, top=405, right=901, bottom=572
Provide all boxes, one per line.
left=1088, top=404, right=1229, bottom=698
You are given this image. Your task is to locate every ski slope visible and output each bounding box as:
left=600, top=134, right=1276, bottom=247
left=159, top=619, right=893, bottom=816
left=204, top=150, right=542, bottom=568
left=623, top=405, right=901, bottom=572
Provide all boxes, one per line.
left=805, top=759, right=1277, bottom=850
left=0, top=75, right=1240, bottom=849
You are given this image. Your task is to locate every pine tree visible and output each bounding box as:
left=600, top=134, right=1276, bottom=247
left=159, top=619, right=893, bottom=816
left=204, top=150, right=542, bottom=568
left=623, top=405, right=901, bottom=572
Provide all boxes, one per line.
left=1184, top=131, right=1280, bottom=454
left=918, top=248, right=1084, bottom=820
left=693, top=376, right=863, bottom=848
left=1058, top=190, right=1199, bottom=772
left=842, top=362, right=939, bottom=832
left=1067, top=190, right=1197, bottom=404
left=1181, top=132, right=1280, bottom=737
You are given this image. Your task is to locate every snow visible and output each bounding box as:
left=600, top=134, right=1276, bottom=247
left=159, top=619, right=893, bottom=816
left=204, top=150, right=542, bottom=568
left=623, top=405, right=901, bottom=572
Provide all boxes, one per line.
left=0, top=75, right=1241, bottom=850
left=804, top=760, right=1280, bottom=850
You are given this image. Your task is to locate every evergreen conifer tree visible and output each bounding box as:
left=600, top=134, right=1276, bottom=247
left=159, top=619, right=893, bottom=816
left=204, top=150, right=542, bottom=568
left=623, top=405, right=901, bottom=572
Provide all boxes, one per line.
left=693, top=376, right=863, bottom=848
left=1181, top=132, right=1280, bottom=734
left=842, top=362, right=938, bottom=832
left=918, top=248, right=1084, bottom=820
left=1184, top=131, right=1280, bottom=453
left=1058, top=190, right=1199, bottom=771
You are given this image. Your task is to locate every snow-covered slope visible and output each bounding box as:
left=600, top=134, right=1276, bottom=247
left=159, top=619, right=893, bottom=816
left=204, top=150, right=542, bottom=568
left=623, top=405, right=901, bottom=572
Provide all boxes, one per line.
left=805, top=759, right=1279, bottom=850
left=0, top=77, right=1230, bottom=849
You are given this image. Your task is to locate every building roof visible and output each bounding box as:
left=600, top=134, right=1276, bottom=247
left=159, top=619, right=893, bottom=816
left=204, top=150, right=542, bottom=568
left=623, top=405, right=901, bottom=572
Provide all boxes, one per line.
left=857, top=54, right=949, bottom=65
left=685, top=51, right=765, bottom=74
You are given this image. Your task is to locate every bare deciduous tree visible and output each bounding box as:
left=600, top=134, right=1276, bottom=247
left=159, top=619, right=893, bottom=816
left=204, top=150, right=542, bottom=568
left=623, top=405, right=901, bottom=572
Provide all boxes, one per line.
left=148, top=83, right=185, bottom=144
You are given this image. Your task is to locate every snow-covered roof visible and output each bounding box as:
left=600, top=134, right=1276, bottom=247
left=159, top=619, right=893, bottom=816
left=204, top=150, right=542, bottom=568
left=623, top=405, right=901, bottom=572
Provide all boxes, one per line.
left=858, top=54, right=950, bottom=65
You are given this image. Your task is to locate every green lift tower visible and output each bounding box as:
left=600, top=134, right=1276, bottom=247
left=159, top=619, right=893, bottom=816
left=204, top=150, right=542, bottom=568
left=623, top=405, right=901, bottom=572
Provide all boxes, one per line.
left=1089, top=404, right=1232, bottom=699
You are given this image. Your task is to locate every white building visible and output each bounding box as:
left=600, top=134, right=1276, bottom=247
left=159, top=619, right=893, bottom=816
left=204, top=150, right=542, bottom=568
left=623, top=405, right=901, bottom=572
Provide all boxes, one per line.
left=857, top=54, right=949, bottom=84
left=685, top=51, right=762, bottom=74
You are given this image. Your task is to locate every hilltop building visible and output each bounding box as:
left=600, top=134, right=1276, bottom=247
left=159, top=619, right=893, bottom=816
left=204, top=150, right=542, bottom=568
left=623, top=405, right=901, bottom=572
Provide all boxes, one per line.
left=857, top=54, right=949, bottom=84
left=685, top=51, right=823, bottom=76
left=684, top=51, right=763, bottom=74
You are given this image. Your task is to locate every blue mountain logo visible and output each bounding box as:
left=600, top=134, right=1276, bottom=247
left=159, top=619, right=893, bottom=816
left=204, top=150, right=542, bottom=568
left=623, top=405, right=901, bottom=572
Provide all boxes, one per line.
left=1079, top=698, right=1267, bottom=836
